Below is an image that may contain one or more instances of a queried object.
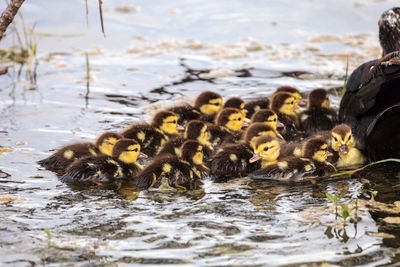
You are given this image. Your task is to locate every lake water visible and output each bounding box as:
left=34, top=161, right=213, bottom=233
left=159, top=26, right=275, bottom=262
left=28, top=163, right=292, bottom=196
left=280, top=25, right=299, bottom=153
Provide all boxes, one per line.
left=1, top=0, right=400, bottom=265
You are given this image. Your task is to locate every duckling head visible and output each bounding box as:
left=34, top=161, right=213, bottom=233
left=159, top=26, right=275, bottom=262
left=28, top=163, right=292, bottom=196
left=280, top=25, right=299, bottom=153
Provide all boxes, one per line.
left=216, top=107, right=248, bottom=132
left=96, top=132, right=123, bottom=156
left=303, top=137, right=331, bottom=163
left=276, top=85, right=306, bottom=107
left=224, top=97, right=250, bottom=122
left=330, top=124, right=355, bottom=155
left=244, top=122, right=276, bottom=148
left=180, top=140, right=204, bottom=165
left=184, top=120, right=212, bottom=149
left=152, top=110, right=184, bottom=135
left=112, top=138, right=147, bottom=164
left=249, top=134, right=280, bottom=167
left=307, top=88, right=330, bottom=109
left=250, top=109, right=283, bottom=130
left=194, top=91, right=223, bottom=115
left=271, top=92, right=298, bottom=116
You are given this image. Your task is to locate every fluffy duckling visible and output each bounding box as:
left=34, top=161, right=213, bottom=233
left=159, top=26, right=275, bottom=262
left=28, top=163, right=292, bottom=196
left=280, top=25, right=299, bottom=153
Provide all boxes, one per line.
left=132, top=140, right=209, bottom=191
left=270, top=92, right=300, bottom=141
left=301, top=137, right=336, bottom=176
left=224, top=97, right=251, bottom=123
left=169, top=91, right=223, bottom=125
left=60, top=139, right=147, bottom=186
left=330, top=124, right=366, bottom=168
left=251, top=108, right=285, bottom=142
left=299, top=88, right=338, bottom=135
left=156, top=120, right=213, bottom=159
left=249, top=134, right=315, bottom=181
left=275, top=85, right=306, bottom=107
left=37, top=132, right=123, bottom=174
left=244, top=97, right=270, bottom=118
left=209, top=122, right=279, bottom=181
left=207, top=107, right=248, bottom=147
left=249, top=137, right=316, bottom=181
left=122, top=110, right=184, bottom=157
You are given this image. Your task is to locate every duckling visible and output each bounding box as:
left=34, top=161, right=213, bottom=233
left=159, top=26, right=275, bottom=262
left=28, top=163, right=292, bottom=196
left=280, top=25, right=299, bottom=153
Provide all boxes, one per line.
left=249, top=134, right=315, bottom=181
left=207, top=107, right=248, bottom=148
left=301, top=137, right=336, bottom=176
left=156, top=120, right=213, bottom=160
left=251, top=108, right=285, bottom=142
left=37, top=132, right=123, bottom=174
left=330, top=124, right=366, bottom=168
left=60, top=139, right=147, bottom=186
left=270, top=92, right=300, bottom=141
left=132, top=140, right=209, bottom=191
left=224, top=97, right=251, bottom=123
left=209, top=122, right=279, bottom=181
left=244, top=97, right=270, bottom=118
left=299, top=88, right=338, bottom=135
left=169, top=91, right=223, bottom=125
left=275, top=85, right=306, bottom=107
left=122, top=110, right=184, bottom=157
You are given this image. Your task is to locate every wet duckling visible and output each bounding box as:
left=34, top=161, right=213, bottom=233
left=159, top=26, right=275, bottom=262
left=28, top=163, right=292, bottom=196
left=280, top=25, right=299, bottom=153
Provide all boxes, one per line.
left=224, top=97, right=251, bottom=123
left=275, top=85, right=306, bottom=107
left=249, top=135, right=315, bottom=181
left=207, top=107, right=248, bottom=147
left=132, top=140, right=209, bottom=190
left=302, top=137, right=336, bottom=176
left=251, top=108, right=285, bottom=142
left=270, top=92, right=300, bottom=141
left=122, top=110, right=184, bottom=157
left=299, top=88, right=338, bottom=135
left=156, top=120, right=213, bottom=159
left=244, top=97, right=270, bottom=118
left=210, top=122, right=279, bottom=181
left=330, top=124, right=366, bottom=168
left=37, top=132, right=123, bottom=174
left=60, top=139, right=147, bottom=186
left=169, top=91, right=223, bottom=125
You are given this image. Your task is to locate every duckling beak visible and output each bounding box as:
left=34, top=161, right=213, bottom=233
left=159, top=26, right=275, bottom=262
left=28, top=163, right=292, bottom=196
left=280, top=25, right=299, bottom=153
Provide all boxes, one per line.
left=298, top=99, right=307, bottom=107
left=293, top=104, right=300, bottom=110
left=277, top=122, right=284, bottom=129
left=327, top=151, right=334, bottom=157
left=249, top=153, right=262, bottom=163
left=339, top=144, right=349, bottom=155
left=244, top=109, right=248, bottom=114
left=176, top=124, right=185, bottom=131
left=138, top=152, right=148, bottom=159
left=242, top=122, right=249, bottom=128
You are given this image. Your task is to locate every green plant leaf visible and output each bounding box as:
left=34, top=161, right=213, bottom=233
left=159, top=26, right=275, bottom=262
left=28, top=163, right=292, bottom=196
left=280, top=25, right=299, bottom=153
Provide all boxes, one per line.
left=331, top=158, right=400, bottom=177
left=326, top=192, right=335, bottom=203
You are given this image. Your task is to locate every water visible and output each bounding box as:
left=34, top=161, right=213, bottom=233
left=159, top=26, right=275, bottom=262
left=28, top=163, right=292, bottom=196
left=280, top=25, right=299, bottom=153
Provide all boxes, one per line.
left=1, top=0, right=400, bottom=265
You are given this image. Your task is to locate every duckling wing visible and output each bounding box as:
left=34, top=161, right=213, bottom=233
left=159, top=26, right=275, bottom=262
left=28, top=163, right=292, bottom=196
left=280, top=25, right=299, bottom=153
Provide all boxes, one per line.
left=156, top=136, right=185, bottom=157
left=244, top=98, right=270, bottom=118
left=169, top=105, right=201, bottom=125
left=299, top=108, right=337, bottom=135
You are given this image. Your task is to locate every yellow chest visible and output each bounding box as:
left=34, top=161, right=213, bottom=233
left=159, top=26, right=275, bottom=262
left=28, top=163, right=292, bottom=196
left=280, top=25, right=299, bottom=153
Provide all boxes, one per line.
left=337, top=148, right=366, bottom=168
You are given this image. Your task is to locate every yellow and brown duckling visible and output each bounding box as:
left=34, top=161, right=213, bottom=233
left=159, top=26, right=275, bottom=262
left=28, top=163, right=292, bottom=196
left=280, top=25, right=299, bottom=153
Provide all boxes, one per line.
left=299, top=88, right=338, bottom=135
left=244, top=97, right=270, bottom=119
left=37, top=132, right=123, bottom=174
left=60, top=139, right=147, bottom=186
left=301, top=137, right=336, bottom=176
left=251, top=108, right=285, bottom=142
left=270, top=92, right=300, bottom=141
left=122, top=110, right=184, bottom=157
left=224, top=97, right=251, bottom=123
left=249, top=134, right=316, bottom=181
left=209, top=122, right=279, bottom=181
left=207, top=107, right=248, bottom=147
left=132, top=140, right=209, bottom=191
left=156, top=120, right=213, bottom=160
left=169, top=91, right=223, bottom=125
left=249, top=134, right=315, bottom=181
left=330, top=124, right=366, bottom=168
left=275, top=85, right=306, bottom=107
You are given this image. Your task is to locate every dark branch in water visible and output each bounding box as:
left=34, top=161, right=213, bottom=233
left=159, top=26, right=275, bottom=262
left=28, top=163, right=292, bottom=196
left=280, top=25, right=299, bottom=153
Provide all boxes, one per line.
left=0, top=0, right=24, bottom=41
left=85, top=0, right=89, bottom=27
left=98, top=0, right=105, bottom=37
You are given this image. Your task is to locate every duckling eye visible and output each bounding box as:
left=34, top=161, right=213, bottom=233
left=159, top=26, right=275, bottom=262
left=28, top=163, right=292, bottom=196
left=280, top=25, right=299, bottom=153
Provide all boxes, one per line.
left=212, top=102, right=220, bottom=106
left=133, top=148, right=138, bottom=152
left=170, top=120, right=177, bottom=124
left=238, top=117, right=242, bottom=121
left=273, top=118, right=277, bottom=122
left=263, top=147, right=269, bottom=151
left=333, top=136, right=338, bottom=142
left=290, top=101, right=294, bottom=105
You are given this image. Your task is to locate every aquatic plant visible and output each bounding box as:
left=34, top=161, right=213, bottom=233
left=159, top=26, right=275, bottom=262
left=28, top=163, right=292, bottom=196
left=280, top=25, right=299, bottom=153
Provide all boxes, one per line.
left=326, top=192, right=344, bottom=218
left=342, top=56, right=349, bottom=95
left=41, top=227, right=56, bottom=264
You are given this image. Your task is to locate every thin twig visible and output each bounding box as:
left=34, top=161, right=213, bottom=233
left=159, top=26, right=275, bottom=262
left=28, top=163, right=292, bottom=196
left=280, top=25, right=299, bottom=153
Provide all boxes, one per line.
left=98, top=0, right=105, bottom=37
left=0, top=0, right=24, bottom=40
left=85, top=0, right=89, bottom=27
